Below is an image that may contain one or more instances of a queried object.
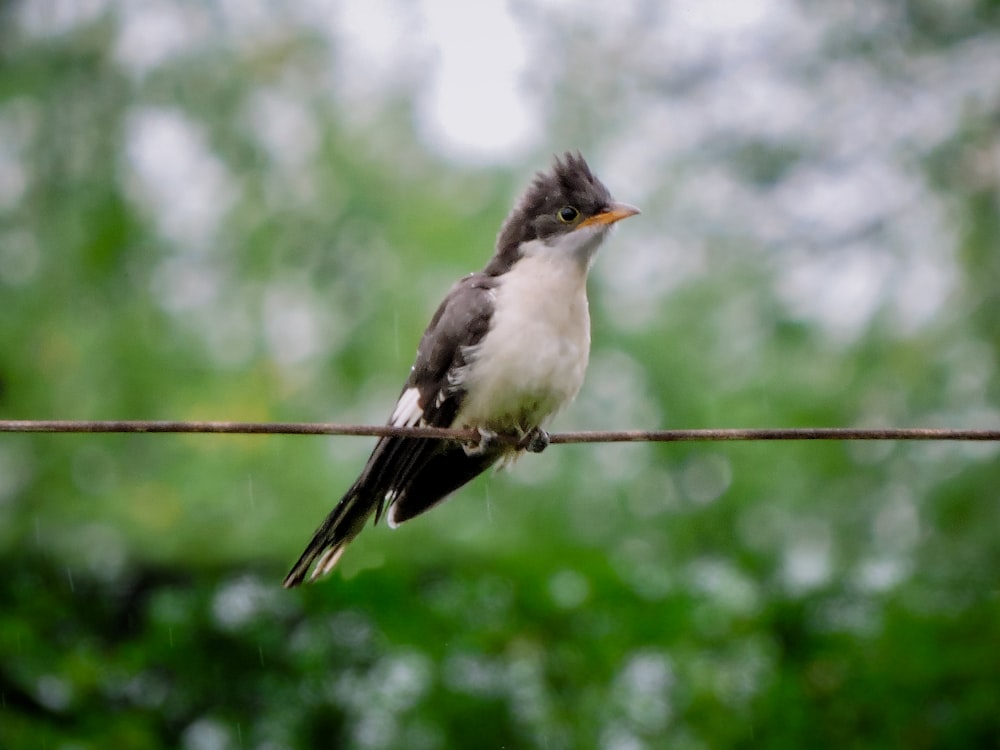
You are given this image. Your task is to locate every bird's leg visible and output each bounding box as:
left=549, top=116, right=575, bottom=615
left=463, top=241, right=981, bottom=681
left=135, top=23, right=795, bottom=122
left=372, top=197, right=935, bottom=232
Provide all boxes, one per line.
left=463, top=427, right=501, bottom=456
left=518, top=427, right=550, bottom=454
left=464, top=426, right=549, bottom=455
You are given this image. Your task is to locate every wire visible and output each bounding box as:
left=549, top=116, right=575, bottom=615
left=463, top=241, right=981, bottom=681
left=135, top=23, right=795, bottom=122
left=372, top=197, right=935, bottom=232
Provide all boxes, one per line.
left=1, top=420, right=998, bottom=442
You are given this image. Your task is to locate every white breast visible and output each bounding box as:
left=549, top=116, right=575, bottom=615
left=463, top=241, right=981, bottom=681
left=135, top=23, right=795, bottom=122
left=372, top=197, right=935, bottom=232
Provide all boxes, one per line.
left=454, top=252, right=591, bottom=432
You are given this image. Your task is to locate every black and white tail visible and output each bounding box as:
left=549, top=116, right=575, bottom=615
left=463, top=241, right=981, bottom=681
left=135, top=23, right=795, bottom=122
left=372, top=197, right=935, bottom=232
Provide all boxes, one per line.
left=281, top=482, right=379, bottom=588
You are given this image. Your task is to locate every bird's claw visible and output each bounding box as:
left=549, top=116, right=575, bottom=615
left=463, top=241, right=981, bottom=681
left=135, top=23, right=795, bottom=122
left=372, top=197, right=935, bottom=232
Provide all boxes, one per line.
left=463, top=427, right=500, bottom=456
left=463, top=426, right=550, bottom=455
left=519, top=427, right=550, bottom=454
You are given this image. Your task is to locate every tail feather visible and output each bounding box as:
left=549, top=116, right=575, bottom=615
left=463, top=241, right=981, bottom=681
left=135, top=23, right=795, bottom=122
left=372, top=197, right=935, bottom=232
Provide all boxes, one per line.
left=282, top=436, right=433, bottom=587
left=281, top=484, right=377, bottom=588
left=282, top=436, right=503, bottom=587
left=310, top=545, right=349, bottom=582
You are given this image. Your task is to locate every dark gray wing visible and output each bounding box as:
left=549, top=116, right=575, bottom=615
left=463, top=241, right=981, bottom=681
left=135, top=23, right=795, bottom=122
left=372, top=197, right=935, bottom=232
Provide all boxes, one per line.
left=352, top=272, right=501, bottom=520
left=283, top=273, right=500, bottom=586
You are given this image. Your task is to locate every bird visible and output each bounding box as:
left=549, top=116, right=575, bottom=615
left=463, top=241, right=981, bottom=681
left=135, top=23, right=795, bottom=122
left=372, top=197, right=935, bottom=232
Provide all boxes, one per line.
left=283, top=152, right=639, bottom=587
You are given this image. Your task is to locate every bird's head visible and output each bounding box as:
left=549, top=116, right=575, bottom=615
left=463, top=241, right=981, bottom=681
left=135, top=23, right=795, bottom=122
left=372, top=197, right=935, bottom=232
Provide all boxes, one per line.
left=488, top=152, right=639, bottom=274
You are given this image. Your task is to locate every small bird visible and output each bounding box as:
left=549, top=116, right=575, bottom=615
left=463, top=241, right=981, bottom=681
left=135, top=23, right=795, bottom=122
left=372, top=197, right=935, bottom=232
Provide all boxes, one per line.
left=283, top=152, right=638, bottom=587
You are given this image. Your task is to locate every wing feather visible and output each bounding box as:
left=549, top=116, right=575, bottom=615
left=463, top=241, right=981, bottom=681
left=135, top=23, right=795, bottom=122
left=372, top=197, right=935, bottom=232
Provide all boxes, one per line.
left=283, top=273, right=501, bottom=586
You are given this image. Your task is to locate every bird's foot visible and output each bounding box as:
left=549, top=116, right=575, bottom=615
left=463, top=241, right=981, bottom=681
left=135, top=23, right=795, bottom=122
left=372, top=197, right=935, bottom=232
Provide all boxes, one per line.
left=518, top=427, right=550, bottom=454
left=463, top=427, right=500, bottom=456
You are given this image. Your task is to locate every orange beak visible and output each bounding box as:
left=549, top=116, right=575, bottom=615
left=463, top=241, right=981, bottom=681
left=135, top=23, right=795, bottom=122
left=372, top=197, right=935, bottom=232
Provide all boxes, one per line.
left=577, top=202, right=641, bottom=229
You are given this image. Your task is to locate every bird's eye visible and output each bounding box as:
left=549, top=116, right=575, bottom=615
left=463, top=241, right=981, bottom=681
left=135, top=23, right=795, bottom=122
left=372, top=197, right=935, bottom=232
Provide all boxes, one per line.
left=558, top=206, right=579, bottom=224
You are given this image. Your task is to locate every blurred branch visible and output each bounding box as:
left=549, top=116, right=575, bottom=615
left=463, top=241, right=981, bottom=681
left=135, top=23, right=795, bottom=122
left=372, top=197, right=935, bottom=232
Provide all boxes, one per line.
left=1, top=421, right=998, bottom=443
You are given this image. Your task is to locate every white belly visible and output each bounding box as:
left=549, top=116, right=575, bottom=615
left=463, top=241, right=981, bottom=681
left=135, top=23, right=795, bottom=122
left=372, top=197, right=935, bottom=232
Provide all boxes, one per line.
left=454, top=254, right=591, bottom=432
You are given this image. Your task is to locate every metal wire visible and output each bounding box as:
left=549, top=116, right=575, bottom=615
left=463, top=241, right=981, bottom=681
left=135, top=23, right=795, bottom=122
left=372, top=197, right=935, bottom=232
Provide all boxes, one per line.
left=1, top=420, right=998, bottom=442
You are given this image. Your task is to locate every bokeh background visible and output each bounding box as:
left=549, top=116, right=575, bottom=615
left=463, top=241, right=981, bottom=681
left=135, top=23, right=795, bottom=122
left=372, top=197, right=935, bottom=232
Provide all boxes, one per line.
left=2, top=1, right=999, bottom=748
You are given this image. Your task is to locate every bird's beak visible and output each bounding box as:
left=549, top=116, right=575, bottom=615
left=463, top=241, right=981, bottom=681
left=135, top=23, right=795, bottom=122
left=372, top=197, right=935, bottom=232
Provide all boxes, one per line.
left=578, top=202, right=641, bottom=229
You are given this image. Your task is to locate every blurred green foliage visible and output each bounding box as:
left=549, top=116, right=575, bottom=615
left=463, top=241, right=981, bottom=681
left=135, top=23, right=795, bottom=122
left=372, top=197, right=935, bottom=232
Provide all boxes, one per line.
left=2, top=2, right=999, bottom=749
